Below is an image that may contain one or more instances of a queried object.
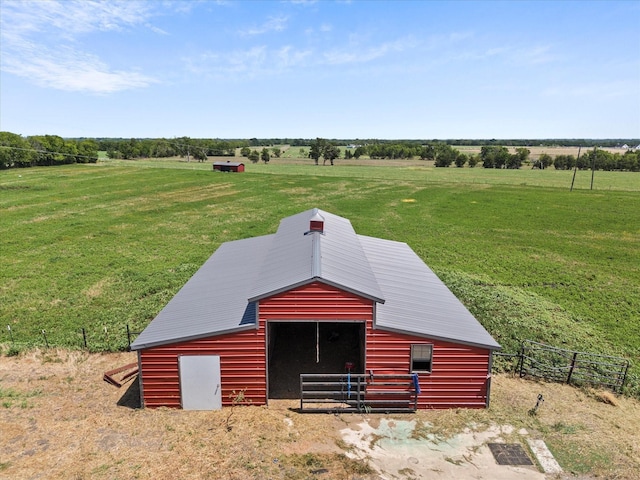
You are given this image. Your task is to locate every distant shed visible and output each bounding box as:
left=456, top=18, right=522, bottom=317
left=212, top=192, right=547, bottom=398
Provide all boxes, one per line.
left=131, top=208, right=500, bottom=410
left=213, top=161, right=244, bottom=172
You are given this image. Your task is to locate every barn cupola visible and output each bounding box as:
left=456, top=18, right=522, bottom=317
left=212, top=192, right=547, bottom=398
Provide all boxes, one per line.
left=308, top=210, right=325, bottom=234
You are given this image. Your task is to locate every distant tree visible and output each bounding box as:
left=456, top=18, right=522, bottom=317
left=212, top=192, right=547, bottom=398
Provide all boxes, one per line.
left=620, top=151, right=639, bottom=171
left=271, top=147, right=282, bottom=158
left=76, top=139, right=99, bottom=163
left=433, top=144, right=457, bottom=167
left=590, top=148, right=615, bottom=171
left=192, top=148, right=207, bottom=162
left=248, top=150, right=260, bottom=163
left=151, top=139, right=175, bottom=158
left=419, top=145, right=435, bottom=161
left=515, top=147, right=530, bottom=165
left=454, top=152, right=467, bottom=168
left=344, top=149, right=353, bottom=159
left=29, top=135, right=68, bottom=165
left=541, top=153, right=554, bottom=169
left=0, top=131, right=36, bottom=168
left=309, top=138, right=327, bottom=165
left=553, top=154, right=576, bottom=170
left=240, top=146, right=251, bottom=157
left=174, top=136, right=192, bottom=160
left=481, top=145, right=510, bottom=168
left=506, top=153, right=522, bottom=169
left=261, top=148, right=270, bottom=164
left=298, top=147, right=306, bottom=157
left=468, top=155, right=478, bottom=168
left=353, top=146, right=366, bottom=159
left=323, top=143, right=340, bottom=165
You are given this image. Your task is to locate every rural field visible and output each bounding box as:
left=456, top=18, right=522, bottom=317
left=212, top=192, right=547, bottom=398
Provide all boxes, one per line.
left=1, top=157, right=639, bottom=478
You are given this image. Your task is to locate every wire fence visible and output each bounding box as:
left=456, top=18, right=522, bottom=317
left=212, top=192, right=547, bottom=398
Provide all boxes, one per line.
left=2, top=324, right=141, bottom=353
left=492, top=340, right=631, bottom=394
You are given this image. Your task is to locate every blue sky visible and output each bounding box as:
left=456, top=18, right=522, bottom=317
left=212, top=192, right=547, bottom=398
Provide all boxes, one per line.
left=1, top=0, right=639, bottom=139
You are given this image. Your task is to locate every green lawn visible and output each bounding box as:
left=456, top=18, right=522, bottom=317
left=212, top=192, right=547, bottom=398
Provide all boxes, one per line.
left=1, top=160, right=639, bottom=395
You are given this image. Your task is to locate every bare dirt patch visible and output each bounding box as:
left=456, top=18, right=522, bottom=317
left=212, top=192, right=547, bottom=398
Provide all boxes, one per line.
left=0, top=350, right=638, bottom=479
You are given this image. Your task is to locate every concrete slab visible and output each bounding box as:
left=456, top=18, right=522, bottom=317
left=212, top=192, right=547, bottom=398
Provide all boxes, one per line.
left=340, top=418, right=549, bottom=479
left=527, top=438, right=563, bottom=475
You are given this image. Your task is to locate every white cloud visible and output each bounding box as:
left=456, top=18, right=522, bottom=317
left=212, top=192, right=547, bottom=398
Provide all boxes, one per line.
left=0, top=0, right=161, bottom=93
left=240, top=15, right=289, bottom=36
left=277, top=46, right=312, bottom=68
left=2, top=41, right=156, bottom=93
left=2, top=0, right=154, bottom=36
left=323, top=37, right=417, bottom=65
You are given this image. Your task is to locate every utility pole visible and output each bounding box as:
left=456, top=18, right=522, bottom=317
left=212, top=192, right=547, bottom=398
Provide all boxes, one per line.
left=590, top=146, right=597, bottom=190
left=570, top=146, right=581, bottom=192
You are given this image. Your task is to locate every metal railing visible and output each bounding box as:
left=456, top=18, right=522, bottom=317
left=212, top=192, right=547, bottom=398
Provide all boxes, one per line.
left=300, top=372, right=419, bottom=413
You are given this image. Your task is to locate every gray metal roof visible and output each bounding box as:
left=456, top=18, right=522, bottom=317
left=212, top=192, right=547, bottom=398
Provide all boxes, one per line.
left=131, top=208, right=500, bottom=351
left=247, top=209, right=385, bottom=303
left=358, top=235, right=501, bottom=350
left=130, top=235, right=272, bottom=350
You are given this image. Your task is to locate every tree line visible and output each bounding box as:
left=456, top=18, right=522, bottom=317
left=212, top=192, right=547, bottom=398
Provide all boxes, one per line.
left=233, top=137, right=640, bottom=149
left=97, top=137, right=239, bottom=160
left=337, top=142, right=640, bottom=171
left=0, top=132, right=99, bottom=169
left=2, top=131, right=639, bottom=171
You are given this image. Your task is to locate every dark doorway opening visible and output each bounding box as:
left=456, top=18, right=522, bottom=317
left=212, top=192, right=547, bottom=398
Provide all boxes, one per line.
left=268, top=321, right=364, bottom=399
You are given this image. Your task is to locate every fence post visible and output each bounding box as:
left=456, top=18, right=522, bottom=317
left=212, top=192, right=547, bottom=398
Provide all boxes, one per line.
left=41, top=330, right=49, bottom=349
left=518, top=343, right=526, bottom=378
left=81, top=328, right=87, bottom=349
left=7, top=325, right=13, bottom=344
left=566, top=352, right=578, bottom=384
left=127, top=324, right=131, bottom=349
left=619, top=361, right=630, bottom=393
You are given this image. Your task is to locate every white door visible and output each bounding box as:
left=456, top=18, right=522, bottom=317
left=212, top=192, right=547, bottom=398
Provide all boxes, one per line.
left=179, top=355, right=222, bottom=410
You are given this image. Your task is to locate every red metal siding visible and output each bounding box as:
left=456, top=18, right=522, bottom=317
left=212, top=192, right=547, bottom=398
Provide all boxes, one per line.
left=260, top=282, right=374, bottom=321
left=139, top=281, right=491, bottom=409
left=139, top=328, right=266, bottom=408
left=366, top=319, right=491, bottom=409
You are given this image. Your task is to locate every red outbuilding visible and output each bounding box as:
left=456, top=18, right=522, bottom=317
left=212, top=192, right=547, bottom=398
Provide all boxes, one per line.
left=130, top=209, right=500, bottom=411
left=213, top=161, right=245, bottom=172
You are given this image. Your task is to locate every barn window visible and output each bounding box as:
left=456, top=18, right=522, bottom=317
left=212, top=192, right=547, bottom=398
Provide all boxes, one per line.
left=411, top=344, right=433, bottom=373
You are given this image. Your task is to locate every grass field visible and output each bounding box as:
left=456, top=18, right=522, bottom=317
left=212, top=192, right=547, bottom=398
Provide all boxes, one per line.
left=1, top=159, right=639, bottom=398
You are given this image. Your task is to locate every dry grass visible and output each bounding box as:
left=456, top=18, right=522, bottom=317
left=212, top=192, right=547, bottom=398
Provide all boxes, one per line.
left=1, top=350, right=638, bottom=479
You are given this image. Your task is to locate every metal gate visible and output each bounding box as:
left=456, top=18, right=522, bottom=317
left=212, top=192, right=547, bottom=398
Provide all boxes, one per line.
left=300, top=373, right=419, bottom=413
left=518, top=340, right=629, bottom=393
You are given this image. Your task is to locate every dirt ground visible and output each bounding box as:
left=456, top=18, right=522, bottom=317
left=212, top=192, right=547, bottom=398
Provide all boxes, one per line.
left=1, top=350, right=638, bottom=479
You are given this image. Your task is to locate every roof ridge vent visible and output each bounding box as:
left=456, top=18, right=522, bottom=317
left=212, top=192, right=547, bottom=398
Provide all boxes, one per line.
left=308, top=211, right=325, bottom=234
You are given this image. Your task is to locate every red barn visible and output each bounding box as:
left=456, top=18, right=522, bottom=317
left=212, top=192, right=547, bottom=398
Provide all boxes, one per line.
left=213, top=161, right=244, bottom=172
left=130, top=209, right=500, bottom=411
